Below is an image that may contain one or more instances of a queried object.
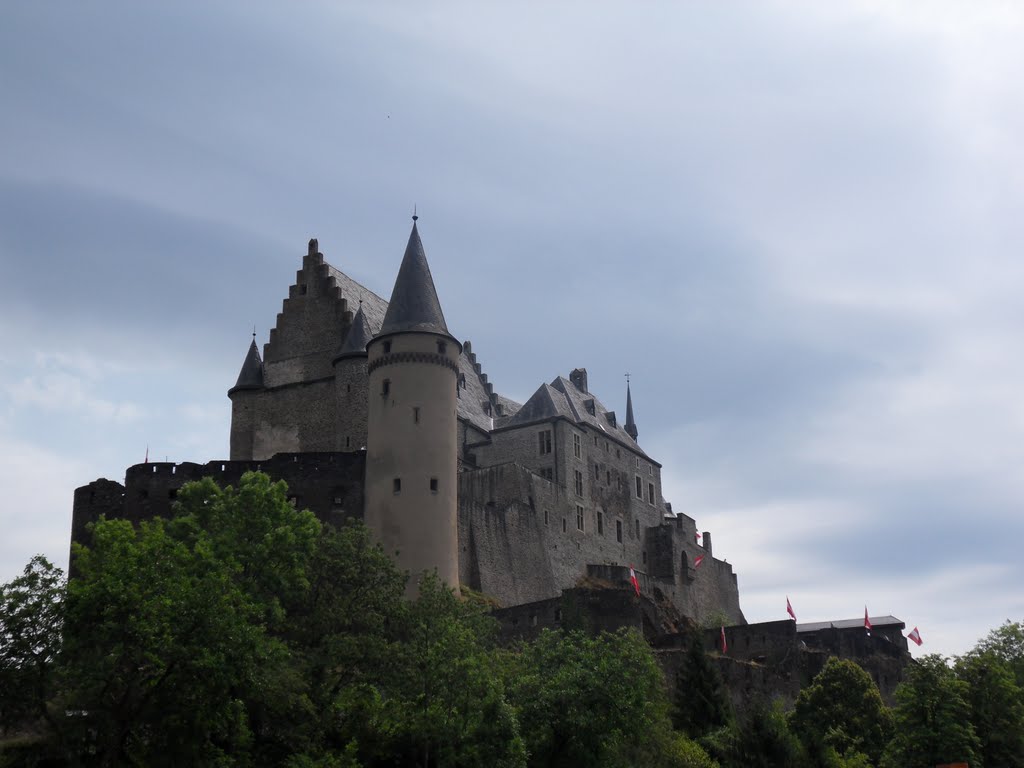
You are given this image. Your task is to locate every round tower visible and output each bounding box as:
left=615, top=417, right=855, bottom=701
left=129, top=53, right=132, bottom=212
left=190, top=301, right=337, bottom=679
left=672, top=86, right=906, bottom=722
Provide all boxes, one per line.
left=333, top=303, right=372, bottom=451
left=365, top=219, right=462, bottom=595
left=228, top=334, right=265, bottom=460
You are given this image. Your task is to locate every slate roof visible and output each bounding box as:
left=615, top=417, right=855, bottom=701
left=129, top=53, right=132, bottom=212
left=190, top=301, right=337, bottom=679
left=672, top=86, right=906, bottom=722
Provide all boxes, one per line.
left=499, top=375, right=653, bottom=461
left=325, top=266, right=388, bottom=335
left=379, top=222, right=453, bottom=338
left=334, top=304, right=373, bottom=361
left=797, top=616, right=905, bottom=633
left=230, top=338, right=264, bottom=392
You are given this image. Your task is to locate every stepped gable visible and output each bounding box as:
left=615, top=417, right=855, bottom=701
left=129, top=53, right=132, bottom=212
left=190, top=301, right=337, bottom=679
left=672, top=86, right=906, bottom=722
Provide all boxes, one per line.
left=378, top=222, right=453, bottom=339
left=457, top=339, right=522, bottom=434
left=334, top=303, right=373, bottom=361
left=229, top=338, right=264, bottom=393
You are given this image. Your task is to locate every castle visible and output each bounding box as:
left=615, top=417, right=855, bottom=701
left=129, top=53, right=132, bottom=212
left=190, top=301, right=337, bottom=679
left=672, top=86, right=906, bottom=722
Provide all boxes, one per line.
left=72, top=219, right=744, bottom=625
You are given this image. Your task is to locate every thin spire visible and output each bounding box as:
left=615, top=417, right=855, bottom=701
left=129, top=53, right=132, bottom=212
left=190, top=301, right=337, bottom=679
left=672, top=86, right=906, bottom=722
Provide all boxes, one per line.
left=624, top=375, right=638, bottom=441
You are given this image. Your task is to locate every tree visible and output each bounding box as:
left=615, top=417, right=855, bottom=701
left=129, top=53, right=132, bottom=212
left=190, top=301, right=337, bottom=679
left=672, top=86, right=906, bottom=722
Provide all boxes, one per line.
left=702, top=697, right=807, bottom=768
left=507, top=627, right=674, bottom=768
left=381, top=573, right=526, bottom=768
left=973, top=619, right=1024, bottom=687
left=672, top=632, right=732, bottom=739
left=0, top=556, right=65, bottom=734
left=954, top=651, right=1024, bottom=768
left=789, top=657, right=892, bottom=766
left=61, top=516, right=277, bottom=766
left=881, top=654, right=980, bottom=768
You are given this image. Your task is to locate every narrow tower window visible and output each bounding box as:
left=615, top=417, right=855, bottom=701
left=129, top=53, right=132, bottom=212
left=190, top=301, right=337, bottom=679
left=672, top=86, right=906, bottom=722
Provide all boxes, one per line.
left=573, top=433, right=581, bottom=458
left=576, top=505, right=584, bottom=531
left=616, top=520, right=623, bottom=543
left=597, top=511, right=604, bottom=535
left=539, top=430, right=552, bottom=455
left=393, top=478, right=401, bottom=494
left=635, top=519, right=641, bottom=538
left=437, top=340, right=447, bottom=355
left=430, top=477, right=438, bottom=493
left=635, top=476, right=643, bottom=498
left=648, top=482, right=655, bottom=504
left=383, top=341, right=392, bottom=353
left=382, top=379, right=390, bottom=396
left=413, top=406, right=420, bottom=424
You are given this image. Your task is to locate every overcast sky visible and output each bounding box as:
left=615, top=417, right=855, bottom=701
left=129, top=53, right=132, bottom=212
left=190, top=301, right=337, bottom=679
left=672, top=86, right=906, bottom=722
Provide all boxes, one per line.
left=2, top=1, right=1022, bottom=657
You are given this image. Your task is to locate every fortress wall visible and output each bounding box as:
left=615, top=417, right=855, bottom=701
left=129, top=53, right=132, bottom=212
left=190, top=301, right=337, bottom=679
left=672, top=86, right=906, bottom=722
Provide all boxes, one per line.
left=71, top=453, right=366, bottom=556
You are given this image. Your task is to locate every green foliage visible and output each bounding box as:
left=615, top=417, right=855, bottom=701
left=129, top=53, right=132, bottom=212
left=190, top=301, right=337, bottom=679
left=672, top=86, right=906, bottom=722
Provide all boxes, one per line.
left=507, top=627, right=673, bottom=768
left=702, top=697, right=807, bottom=768
left=880, top=654, right=980, bottom=768
left=0, top=556, right=65, bottom=732
left=672, top=633, right=733, bottom=739
left=789, top=657, right=892, bottom=766
left=954, top=650, right=1024, bottom=768
left=972, top=619, right=1024, bottom=687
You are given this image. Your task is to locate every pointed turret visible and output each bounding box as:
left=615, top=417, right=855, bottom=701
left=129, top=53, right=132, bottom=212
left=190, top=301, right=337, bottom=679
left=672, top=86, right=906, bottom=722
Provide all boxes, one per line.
left=378, top=221, right=454, bottom=340
left=333, top=303, right=372, bottom=362
left=625, top=381, right=639, bottom=441
left=229, top=337, right=264, bottom=394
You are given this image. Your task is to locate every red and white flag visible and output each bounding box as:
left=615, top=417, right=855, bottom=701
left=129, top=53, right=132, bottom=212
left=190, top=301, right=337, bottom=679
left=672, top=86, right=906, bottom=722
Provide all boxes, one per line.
left=629, top=565, right=641, bottom=597
left=695, top=531, right=702, bottom=543
left=720, top=626, right=728, bottom=654
left=694, top=554, right=705, bottom=568
left=786, top=596, right=796, bottom=621
left=907, top=627, right=923, bottom=646
left=864, top=606, right=872, bottom=631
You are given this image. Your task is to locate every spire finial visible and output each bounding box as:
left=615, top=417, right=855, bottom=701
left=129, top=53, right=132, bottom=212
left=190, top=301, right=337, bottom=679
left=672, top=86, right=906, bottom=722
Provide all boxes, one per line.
left=252, top=324, right=256, bottom=340
left=625, top=372, right=631, bottom=384
left=412, top=204, right=418, bottom=222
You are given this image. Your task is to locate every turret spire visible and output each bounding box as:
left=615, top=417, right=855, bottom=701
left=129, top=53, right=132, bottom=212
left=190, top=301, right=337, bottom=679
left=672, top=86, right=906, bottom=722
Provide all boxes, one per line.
left=625, top=375, right=638, bottom=441
left=229, top=336, right=264, bottom=394
left=334, top=302, right=372, bottom=361
left=379, top=220, right=453, bottom=338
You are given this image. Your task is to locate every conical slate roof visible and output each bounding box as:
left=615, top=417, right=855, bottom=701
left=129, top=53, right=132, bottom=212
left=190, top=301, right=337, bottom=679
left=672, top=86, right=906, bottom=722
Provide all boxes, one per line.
left=625, top=381, right=638, bottom=441
left=230, top=338, right=264, bottom=394
left=379, top=221, right=452, bottom=338
left=334, top=304, right=372, bottom=362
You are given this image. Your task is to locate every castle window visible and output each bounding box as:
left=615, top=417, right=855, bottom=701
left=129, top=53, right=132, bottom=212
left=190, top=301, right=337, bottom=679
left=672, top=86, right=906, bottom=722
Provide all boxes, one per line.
left=573, top=433, right=581, bottom=458
left=168, top=489, right=177, bottom=500
left=333, top=496, right=343, bottom=505
left=642, top=550, right=647, bottom=564
left=616, top=520, right=623, bottom=543
left=430, top=477, right=438, bottom=493
left=597, top=511, right=604, bottom=535
left=555, top=608, right=562, bottom=622
left=594, top=464, right=600, bottom=480
left=606, top=470, right=611, bottom=485
left=576, top=505, right=585, bottom=531
left=635, top=476, right=643, bottom=498
left=635, top=519, right=641, bottom=538
left=605, top=440, right=609, bottom=452
left=393, top=478, right=401, bottom=494
left=562, top=518, right=567, bottom=533
left=345, top=436, right=351, bottom=448
left=413, top=406, right=420, bottom=424
left=648, top=483, right=655, bottom=504
left=538, top=430, right=552, bottom=455
left=437, top=340, right=447, bottom=355
left=382, top=379, right=391, bottom=396
left=540, top=467, right=554, bottom=482
left=544, top=509, right=549, bottom=525
left=636, top=457, right=640, bottom=468
left=346, top=383, right=351, bottom=393
left=649, top=464, right=653, bottom=476
left=616, top=449, right=621, bottom=459
left=594, top=435, right=598, bottom=445
left=383, top=341, right=391, bottom=354
left=574, top=470, right=583, bottom=497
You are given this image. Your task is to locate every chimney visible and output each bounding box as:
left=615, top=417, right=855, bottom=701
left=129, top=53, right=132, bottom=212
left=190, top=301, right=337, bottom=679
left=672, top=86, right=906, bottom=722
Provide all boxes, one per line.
left=570, top=368, right=588, bottom=393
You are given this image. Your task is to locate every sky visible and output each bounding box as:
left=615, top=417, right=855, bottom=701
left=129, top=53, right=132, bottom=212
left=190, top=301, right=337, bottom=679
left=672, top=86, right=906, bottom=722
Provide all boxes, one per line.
left=2, top=1, right=1022, bottom=658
